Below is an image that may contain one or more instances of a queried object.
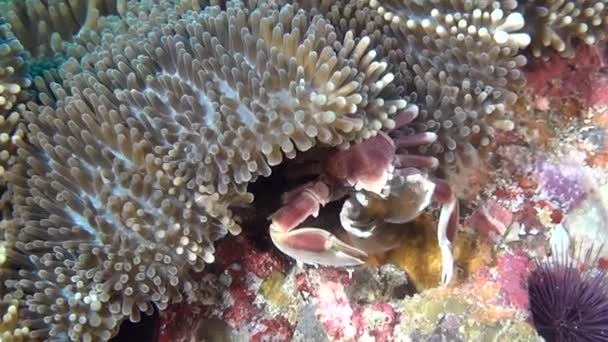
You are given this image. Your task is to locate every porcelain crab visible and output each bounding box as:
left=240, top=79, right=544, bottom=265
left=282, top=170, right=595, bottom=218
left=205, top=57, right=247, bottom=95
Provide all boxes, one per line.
left=269, top=105, right=460, bottom=286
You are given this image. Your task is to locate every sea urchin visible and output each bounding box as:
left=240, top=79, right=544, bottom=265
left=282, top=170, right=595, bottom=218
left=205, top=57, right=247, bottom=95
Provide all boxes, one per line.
left=528, top=252, right=608, bottom=342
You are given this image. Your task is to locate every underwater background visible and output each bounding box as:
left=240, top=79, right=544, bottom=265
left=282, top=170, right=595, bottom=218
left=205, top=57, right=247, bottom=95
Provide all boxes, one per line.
left=0, top=1, right=608, bottom=341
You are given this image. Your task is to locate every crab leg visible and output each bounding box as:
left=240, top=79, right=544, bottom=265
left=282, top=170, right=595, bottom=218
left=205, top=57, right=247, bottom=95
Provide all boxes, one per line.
left=393, top=132, right=439, bottom=148
left=269, top=181, right=369, bottom=266
left=391, top=105, right=419, bottom=129
left=378, top=169, right=458, bottom=287
left=432, top=178, right=459, bottom=287
left=396, top=154, right=440, bottom=169
left=389, top=104, right=440, bottom=169
left=387, top=106, right=458, bottom=286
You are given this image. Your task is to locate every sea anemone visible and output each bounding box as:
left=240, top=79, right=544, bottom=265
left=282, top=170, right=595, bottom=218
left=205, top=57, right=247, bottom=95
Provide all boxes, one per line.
left=519, top=0, right=608, bottom=58
left=0, top=298, right=29, bottom=341
left=0, top=20, right=29, bottom=114
left=289, top=0, right=389, bottom=38
left=0, top=237, right=30, bottom=341
left=364, top=0, right=530, bottom=175
left=273, top=0, right=531, bottom=176
left=0, top=0, right=126, bottom=59
left=0, top=18, right=30, bottom=235
left=528, top=251, right=608, bottom=341
left=1, top=1, right=406, bottom=340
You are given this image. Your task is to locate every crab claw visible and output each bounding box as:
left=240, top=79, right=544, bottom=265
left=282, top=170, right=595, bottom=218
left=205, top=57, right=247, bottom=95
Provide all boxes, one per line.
left=270, top=226, right=368, bottom=266
left=270, top=181, right=331, bottom=233
left=269, top=180, right=368, bottom=266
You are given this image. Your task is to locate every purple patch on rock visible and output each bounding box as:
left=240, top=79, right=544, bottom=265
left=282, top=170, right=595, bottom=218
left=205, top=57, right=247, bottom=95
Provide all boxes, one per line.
left=535, top=161, right=590, bottom=211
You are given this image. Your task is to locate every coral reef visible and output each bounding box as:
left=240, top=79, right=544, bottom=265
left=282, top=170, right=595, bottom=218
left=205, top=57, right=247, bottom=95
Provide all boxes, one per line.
left=159, top=236, right=541, bottom=341
left=395, top=249, right=537, bottom=340
left=1, top=0, right=608, bottom=340
left=564, top=178, right=608, bottom=261
left=525, top=43, right=606, bottom=110
left=157, top=235, right=293, bottom=341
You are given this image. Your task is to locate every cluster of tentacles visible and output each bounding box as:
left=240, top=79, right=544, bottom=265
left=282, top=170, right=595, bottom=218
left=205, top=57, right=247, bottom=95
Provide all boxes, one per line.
left=0, top=0, right=605, bottom=341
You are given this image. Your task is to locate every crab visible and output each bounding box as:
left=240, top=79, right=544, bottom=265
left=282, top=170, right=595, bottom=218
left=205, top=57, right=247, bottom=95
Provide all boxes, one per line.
left=269, top=105, right=460, bottom=286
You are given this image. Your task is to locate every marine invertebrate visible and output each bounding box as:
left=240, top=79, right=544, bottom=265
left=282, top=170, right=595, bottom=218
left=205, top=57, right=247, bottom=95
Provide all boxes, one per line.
left=0, top=238, right=31, bottom=341
left=289, top=0, right=390, bottom=40
left=2, top=1, right=409, bottom=340
left=528, top=251, right=608, bottom=341
left=520, top=0, right=608, bottom=58
left=368, top=0, right=530, bottom=174
left=0, top=18, right=29, bottom=236
left=0, top=0, right=127, bottom=59
left=263, top=0, right=536, bottom=287
left=269, top=124, right=459, bottom=285
left=0, top=20, right=29, bottom=115
left=0, top=299, right=29, bottom=341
